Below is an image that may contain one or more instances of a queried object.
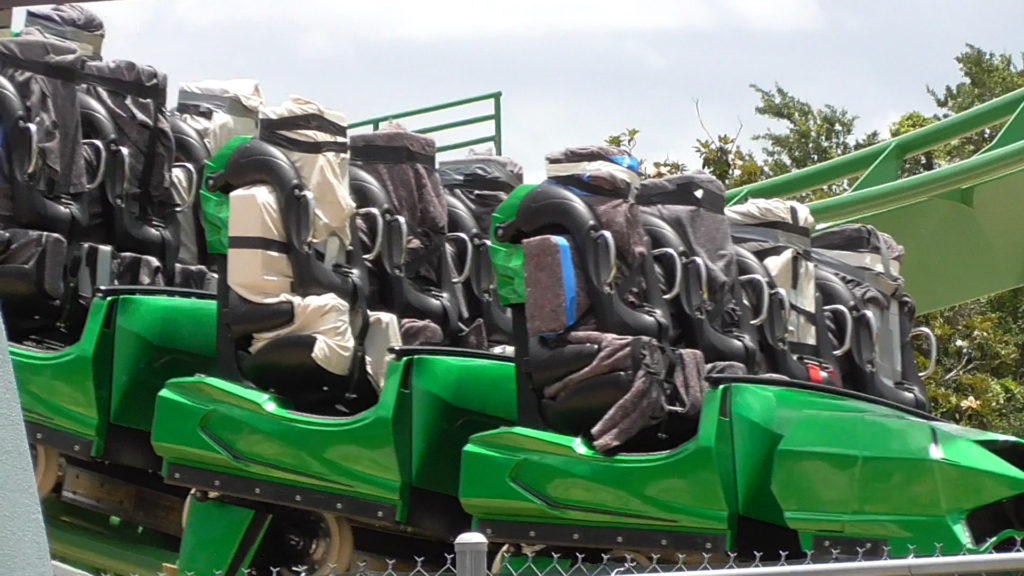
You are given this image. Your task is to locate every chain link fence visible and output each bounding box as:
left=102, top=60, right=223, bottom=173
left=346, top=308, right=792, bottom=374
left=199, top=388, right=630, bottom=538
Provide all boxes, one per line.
left=52, top=534, right=1024, bottom=576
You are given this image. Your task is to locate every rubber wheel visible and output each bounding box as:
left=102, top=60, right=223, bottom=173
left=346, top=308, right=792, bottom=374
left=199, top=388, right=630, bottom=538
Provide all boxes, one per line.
left=31, top=444, right=59, bottom=498
left=252, top=510, right=353, bottom=576
left=608, top=550, right=653, bottom=569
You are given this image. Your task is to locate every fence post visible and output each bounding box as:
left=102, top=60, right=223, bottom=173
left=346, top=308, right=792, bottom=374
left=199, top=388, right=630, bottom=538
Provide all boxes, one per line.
left=455, top=532, right=489, bottom=576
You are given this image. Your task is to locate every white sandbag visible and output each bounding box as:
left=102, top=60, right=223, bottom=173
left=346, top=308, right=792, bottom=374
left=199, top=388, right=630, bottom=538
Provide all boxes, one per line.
left=177, top=79, right=264, bottom=152
left=364, top=311, right=402, bottom=390
left=727, top=199, right=817, bottom=346
left=227, top=184, right=291, bottom=303
left=260, top=96, right=355, bottom=245
left=249, top=292, right=356, bottom=376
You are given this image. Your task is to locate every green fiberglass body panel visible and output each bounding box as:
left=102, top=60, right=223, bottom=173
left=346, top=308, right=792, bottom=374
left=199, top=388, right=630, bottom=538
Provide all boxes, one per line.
left=109, top=295, right=217, bottom=431
left=462, top=382, right=1024, bottom=554
left=729, top=383, right=1024, bottom=554
left=151, top=352, right=515, bottom=521
left=460, top=387, right=736, bottom=539
left=11, top=298, right=115, bottom=452
left=409, top=354, right=517, bottom=494
left=10, top=293, right=217, bottom=456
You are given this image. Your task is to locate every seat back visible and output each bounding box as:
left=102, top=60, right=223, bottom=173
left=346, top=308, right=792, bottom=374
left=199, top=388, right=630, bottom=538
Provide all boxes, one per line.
left=438, top=155, right=523, bottom=346
left=636, top=172, right=760, bottom=369
left=727, top=199, right=844, bottom=385
left=350, top=124, right=459, bottom=345
left=812, top=224, right=930, bottom=411
left=0, top=31, right=85, bottom=237
left=79, top=58, right=185, bottom=283
left=257, top=96, right=364, bottom=338
left=169, top=117, right=209, bottom=264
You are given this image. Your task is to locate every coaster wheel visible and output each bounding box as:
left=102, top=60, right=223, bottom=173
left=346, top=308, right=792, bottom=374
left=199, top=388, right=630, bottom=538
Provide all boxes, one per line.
left=30, top=443, right=59, bottom=497
left=250, top=508, right=353, bottom=576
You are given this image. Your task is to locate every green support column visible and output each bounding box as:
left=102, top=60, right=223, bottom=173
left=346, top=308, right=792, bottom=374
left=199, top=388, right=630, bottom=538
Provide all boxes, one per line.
left=178, top=497, right=270, bottom=576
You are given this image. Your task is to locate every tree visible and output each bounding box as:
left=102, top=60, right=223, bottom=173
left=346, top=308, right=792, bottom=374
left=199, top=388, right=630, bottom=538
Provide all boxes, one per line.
left=750, top=83, right=881, bottom=199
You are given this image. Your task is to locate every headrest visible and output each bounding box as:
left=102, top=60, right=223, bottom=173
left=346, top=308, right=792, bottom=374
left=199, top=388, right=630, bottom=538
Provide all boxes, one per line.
left=813, top=223, right=904, bottom=261
left=351, top=122, right=436, bottom=167
left=24, top=4, right=105, bottom=59
left=726, top=198, right=814, bottom=237
left=636, top=170, right=727, bottom=214
left=177, top=79, right=264, bottom=121
left=545, top=145, right=641, bottom=199
left=260, top=96, right=353, bottom=245
left=813, top=223, right=905, bottom=277
left=439, top=155, right=523, bottom=192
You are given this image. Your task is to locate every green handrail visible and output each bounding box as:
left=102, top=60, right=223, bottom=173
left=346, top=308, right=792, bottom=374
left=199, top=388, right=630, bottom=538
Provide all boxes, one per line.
left=351, top=91, right=503, bottom=155
left=726, top=86, right=1024, bottom=206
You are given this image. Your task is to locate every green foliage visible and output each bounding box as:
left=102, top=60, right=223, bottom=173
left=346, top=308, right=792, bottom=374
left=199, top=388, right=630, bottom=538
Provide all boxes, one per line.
left=603, top=128, right=687, bottom=178
left=693, top=133, right=765, bottom=188
left=604, top=43, right=1024, bottom=436
left=750, top=83, right=882, bottom=200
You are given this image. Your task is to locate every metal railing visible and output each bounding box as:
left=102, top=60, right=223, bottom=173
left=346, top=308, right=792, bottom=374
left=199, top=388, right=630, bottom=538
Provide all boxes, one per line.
left=350, top=92, right=503, bottom=155
left=51, top=532, right=1024, bottom=576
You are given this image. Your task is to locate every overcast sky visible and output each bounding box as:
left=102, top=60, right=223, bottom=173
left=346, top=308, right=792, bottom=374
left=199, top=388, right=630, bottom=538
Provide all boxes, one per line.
left=23, top=0, right=1024, bottom=181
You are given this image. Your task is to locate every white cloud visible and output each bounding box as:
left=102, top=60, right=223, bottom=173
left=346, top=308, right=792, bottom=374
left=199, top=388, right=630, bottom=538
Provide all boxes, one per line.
left=717, top=0, right=825, bottom=32
left=88, top=0, right=720, bottom=40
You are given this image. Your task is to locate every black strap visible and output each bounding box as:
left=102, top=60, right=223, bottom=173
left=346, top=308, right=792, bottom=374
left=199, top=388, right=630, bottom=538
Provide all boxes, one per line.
left=445, top=178, right=516, bottom=193
left=137, top=108, right=160, bottom=210
left=0, top=51, right=76, bottom=82
left=228, top=235, right=289, bottom=254
left=260, top=114, right=348, bottom=139
left=637, top=186, right=726, bottom=213
left=176, top=102, right=214, bottom=120
left=351, top=144, right=434, bottom=167
left=0, top=51, right=167, bottom=102
left=259, top=131, right=350, bottom=155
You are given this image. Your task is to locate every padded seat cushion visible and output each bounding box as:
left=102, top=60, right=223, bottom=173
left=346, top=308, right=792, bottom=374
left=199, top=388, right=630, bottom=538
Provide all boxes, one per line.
left=174, top=263, right=217, bottom=292
left=0, top=228, right=66, bottom=300
left=242, top=333, right=337, bottom=393
left=248, top=293, right=355, bottom=377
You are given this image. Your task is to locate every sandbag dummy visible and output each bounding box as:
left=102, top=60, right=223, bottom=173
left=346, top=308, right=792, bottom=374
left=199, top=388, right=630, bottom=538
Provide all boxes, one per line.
left=229, top=96, right=400, bottom=388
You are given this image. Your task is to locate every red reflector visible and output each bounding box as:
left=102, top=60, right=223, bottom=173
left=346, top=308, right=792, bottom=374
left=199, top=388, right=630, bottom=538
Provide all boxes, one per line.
left=807, top=363, right=824, bottom=384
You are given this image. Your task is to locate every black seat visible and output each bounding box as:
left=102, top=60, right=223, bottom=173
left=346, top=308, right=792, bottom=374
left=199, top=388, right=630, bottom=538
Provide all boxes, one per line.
left=0, top=40, right=81, bottom=337
left=208, top=139, right=374, bottom=414
left=444, top=192, right=510, bottom=347
left=635, top=173, right=761, bottom=371
left=350, top=127, right=462, bottom=346
left=493, top=146, right=702, bottom=454
left=812, top=224, right=931, bottom=411
left=439, top=154, right=525, bottom=346
left=727, top=199, right=846, bottom=386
